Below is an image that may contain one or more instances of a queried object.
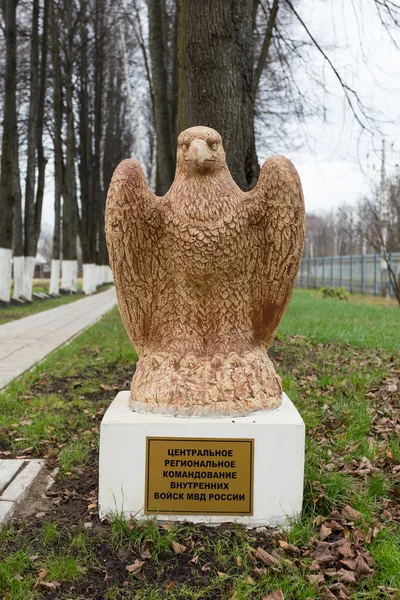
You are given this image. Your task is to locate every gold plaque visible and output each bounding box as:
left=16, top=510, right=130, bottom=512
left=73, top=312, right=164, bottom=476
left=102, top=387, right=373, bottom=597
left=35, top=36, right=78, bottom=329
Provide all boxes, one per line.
left=145, top=437, right=254, bottom=515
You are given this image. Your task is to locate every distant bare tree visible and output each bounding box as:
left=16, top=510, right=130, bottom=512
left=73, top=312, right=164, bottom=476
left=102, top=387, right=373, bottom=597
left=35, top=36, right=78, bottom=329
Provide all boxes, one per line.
left=358, top=179, right=400, bottom=304
left=0, top=0, right=19, bottom=303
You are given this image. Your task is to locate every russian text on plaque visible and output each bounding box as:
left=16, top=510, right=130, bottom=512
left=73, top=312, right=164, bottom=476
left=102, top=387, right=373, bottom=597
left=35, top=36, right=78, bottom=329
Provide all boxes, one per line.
left=145, top=437, right=254, bottom=515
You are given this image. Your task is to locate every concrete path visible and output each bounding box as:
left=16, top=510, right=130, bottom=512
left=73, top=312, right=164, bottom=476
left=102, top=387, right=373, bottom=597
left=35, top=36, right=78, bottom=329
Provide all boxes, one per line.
left=0, top=287, right=117, bottom=390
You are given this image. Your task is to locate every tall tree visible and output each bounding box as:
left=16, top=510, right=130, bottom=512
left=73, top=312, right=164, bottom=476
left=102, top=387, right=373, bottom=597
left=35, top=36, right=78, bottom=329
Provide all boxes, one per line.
left=22, top=0, right=40, bottom=300
left=78, top=0, right=96, bottom=293
left=49, top=0, right=63, bottom=295
left=12, top=165, right=24, bottom=299
left=177, top=0, right=262, bottom=190
left=0, top=0, right=19, bottom=304
left=93, top=0, right=108, bottom=278
left=148, top=0, right=175, bottom=194
left=61, top=0, right=78, bottom=291
left=34, top=0, right=49, bottom=269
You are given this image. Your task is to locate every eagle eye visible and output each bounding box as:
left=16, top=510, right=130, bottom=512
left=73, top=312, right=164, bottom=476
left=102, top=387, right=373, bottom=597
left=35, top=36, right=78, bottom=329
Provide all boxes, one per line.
left=210, top=142, right=218, bottom=151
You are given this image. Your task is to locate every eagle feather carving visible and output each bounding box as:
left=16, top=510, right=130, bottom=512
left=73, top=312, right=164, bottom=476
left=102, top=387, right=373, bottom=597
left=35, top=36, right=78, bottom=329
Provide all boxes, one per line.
left=105, top=126, right=305, bottom=417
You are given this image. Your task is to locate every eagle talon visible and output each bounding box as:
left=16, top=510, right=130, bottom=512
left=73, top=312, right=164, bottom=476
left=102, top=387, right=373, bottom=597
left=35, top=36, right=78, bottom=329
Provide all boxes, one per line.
left=184, top=353, right=198, bottom=369
left=211, top=354, right=224, bottom=369
left=169, top=353, right=181, bottom=369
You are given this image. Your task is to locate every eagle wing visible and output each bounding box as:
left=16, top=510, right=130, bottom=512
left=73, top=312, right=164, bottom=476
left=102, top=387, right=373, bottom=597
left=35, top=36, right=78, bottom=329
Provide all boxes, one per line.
left=105, top=159, right=163, bottom=356
left=244, top=155, right=305, bottom=347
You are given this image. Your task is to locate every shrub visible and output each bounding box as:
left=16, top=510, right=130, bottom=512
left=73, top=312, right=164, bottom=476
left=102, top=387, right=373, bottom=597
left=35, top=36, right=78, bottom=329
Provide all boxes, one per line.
left=321, top=286, right=349, bottom=301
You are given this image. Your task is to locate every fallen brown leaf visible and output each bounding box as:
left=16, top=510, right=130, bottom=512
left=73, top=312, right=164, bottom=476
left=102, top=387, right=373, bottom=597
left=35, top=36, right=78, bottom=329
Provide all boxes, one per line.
left=263, top=591, right=284, bottom=600
left=335, top=538, right=354, bottom=559
left=308, top=573, right=325, bottom=584
left=339, top=557, right=357, bottom=571
left=126, top=560, right=144, bottom=574
left=37, top=581, right=61, bottom=591
left=320, top=586, right=336, bottom=600
left=37, top=569, right=48, bottom=581
left=337, top=568, right=356, bottom=584
left=355, top=554, right=372, bottom=578
left=255, top=547, right=276, bottom=566
left=217, top=571, right=228, bottom=579
left=325, top=520, right=344, bottom=532
left=166, top=581, right=177, bottom=594
left=311, top=542, right=335, bottom=565
left=341, top=505, right=361, bottom=521
left=320, top=523, right=332, bottom=540
left=171, top=541, right=186, bottom=554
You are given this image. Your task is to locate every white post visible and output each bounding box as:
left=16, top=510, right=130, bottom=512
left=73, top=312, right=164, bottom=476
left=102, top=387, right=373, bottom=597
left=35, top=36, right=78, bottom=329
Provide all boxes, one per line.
left=49, top=259, right=61, bottom=295
left=105, top=266, right=113, bottom=283
left=61, top=259, right=78, bottom=291
left=0, top=247, right=12, bottom=303
left=83, top=263, right=97, bottom=295
left=12, top=255, right=25, bottom=299
left=23, top=256, right=36, bottom=301
left=71, top=260, right=78, bottom=292
left=96, top=264, right=103, bottom=286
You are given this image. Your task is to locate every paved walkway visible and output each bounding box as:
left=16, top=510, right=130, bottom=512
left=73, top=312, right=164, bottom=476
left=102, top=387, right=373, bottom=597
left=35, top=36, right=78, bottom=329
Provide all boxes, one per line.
left=0, top=287, right=117, bottom=390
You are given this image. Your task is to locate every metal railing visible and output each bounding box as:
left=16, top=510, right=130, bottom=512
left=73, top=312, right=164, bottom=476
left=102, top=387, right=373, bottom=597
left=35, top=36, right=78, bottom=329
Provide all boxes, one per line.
left=297, top=252, right=400, bottom=297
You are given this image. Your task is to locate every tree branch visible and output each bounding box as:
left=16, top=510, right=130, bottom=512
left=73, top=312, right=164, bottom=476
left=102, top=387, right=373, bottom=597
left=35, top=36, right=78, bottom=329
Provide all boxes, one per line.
left=253, top=0, right=280, bottom=94
left=284, top=0, right=375, bottom=133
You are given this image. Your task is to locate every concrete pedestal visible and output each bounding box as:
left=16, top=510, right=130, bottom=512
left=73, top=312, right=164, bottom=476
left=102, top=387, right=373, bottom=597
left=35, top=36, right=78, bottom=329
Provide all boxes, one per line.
left=99, top=391, right=305, bottom=527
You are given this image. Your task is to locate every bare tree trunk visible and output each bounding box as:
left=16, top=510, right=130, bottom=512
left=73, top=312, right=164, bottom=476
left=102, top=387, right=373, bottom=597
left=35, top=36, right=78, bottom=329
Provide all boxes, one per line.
left=93, top=0, right=108, bottom=280
left=148, top=0, right=175, bottom=194
left=0, top=0, right=19, bottom=303
left=61, top=0, right=78, bottom=292
left=177, top=0, right=259, bottom=190
left=78, top=0, right=96, bottom=294
left=35, top=0, right=49, bottom=251
left=23, top=0, right=40, bottom=300
left=169, top=4, right=178, bottom=150
left=49, top=0, right=63, bottom=295
left=12, top=167, right=24, bottom=300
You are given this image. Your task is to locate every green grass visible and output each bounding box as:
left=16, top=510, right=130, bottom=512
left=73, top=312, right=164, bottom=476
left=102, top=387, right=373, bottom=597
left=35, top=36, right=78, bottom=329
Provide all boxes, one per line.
left=281, top=289, right=400, bottom=350
left=0, top=290, right=398, bottom=598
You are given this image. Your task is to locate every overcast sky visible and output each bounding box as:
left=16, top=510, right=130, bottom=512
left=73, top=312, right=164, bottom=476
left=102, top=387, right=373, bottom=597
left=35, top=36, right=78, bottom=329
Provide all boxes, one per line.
left=282, top=0, right=400, bottom=215
left=41, top=0, right=400, bottom=228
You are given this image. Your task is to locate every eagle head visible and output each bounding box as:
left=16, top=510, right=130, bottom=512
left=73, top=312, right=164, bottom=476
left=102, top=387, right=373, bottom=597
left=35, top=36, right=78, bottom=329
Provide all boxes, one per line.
left=177, top=126, right=227, bottom=174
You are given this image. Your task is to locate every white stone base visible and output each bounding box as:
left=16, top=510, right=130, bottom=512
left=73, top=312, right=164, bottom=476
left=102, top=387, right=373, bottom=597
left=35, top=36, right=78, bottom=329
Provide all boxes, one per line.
left=23, top=255, right=36, bottom=301
left=82, top=263, right=97, bottom=295
left=49, top=259, right=60, bottom=295
left=99, top=391, right=305, bottom=527
left=0, top=247, right=12, bottom=303
left=12, top=255, right=25, bottom=299
left=61, top=259, right=78, bottom=292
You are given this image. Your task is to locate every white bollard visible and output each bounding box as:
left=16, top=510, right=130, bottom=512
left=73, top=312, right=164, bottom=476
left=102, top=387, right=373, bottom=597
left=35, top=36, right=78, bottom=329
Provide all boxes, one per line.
left=49, top=259, right=61, bottom=295
left=0, top=248, right=12, bottom=303
left=23, top=256, right=36, bottom=301
left=12, top=256, right=25, bottom=299
left=83, top=263, right=97, bottom=295
left=61, top=259, right=78, bottom=291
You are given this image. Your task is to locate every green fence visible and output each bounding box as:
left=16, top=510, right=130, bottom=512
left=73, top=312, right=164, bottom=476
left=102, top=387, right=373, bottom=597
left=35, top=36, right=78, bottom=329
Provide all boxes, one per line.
left=297, top=252, right=400, bottom=297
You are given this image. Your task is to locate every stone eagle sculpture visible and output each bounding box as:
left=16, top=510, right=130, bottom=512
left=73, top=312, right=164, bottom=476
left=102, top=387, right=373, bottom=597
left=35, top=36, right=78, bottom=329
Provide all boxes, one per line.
left=105, top=126, right=305, bottom=417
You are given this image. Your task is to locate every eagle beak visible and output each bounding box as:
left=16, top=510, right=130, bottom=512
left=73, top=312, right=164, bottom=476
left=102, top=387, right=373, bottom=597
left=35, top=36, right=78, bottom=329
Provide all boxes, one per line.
left=187, top=139, right=213, bottom=168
